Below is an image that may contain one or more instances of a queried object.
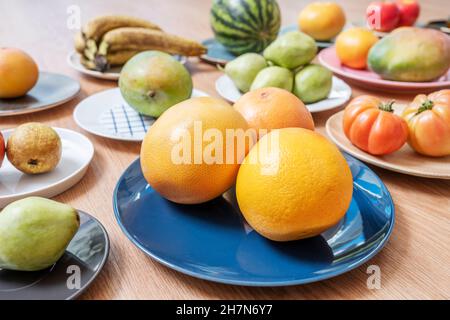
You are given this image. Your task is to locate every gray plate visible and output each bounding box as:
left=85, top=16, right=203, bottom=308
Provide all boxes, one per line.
left=0, top=210, right=109, bottom=300
left=0, top=72, right=80, bottom=117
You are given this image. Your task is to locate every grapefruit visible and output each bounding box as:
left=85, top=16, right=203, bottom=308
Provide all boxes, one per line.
left=236, top=128, right=353, bottom=241
left=141, top=97, right=251, bottom=204
left=234, top=87, right=314, bottom=139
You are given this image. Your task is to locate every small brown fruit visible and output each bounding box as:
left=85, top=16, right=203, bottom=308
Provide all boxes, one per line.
left=7, top=123, right=62, bottom=174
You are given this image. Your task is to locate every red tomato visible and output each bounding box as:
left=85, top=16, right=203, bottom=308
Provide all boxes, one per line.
left=366, top=1, right=400, bottom=32
left=396, top=0, right=420, bottom=26
left=343, top=95, right=408, bottom=155
left=0, top=132, right=4, bottom=168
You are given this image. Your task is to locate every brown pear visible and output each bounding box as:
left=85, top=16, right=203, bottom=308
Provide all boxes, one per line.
left=7, top=122, right=62, bottom=174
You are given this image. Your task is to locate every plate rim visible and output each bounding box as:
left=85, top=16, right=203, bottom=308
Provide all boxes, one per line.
left=73, top=87, right=209, bottom=142
left=0, top=72, right=81, bottom=117
left=318, top=47, right=450, bottom=90
left=0, top=209, right=110, bottom=300
left=0, top=127, right=95, bottom=202
left=326, top=111, right=450, bottom=179
left=113, top=156, right=395, bottom=286
left=67, top=51, right=188, bottom=81
left=66, top=209, right=110, bottom=300
left=215, top=74, right=352, bottom=112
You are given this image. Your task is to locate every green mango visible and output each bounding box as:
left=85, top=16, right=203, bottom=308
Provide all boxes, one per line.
left=225, top=53, right=267, bottom=93
left=368, top=27, right=450, bottom=82
left=263, top=31, right=317, bottom=69
left=250, top=66, right=293, bottom=92
left=119, top=51, right=193, bottom=117
left=293, top=64, right=332, bottom=104
left=0, top=197, right=80, bottom=271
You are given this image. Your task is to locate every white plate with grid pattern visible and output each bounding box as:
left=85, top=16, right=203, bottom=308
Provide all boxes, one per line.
left=73, top=88, right=209, bottom=142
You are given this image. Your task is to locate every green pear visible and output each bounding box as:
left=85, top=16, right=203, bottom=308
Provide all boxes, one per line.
left=0, top=197, right=80, bottom=271
left=293, top=64, right=332, bottom=104
left=225, top=53, right=267, bottom=93
left=263, top=31, right=317, bottom=69
left=250, top=66, right=293, bottom=92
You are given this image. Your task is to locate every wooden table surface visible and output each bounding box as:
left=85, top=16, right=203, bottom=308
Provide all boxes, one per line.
left=1, top=0, right=449, bottom=300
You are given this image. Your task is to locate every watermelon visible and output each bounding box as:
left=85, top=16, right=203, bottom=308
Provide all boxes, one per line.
left=210, top=0, right=281, bottom=55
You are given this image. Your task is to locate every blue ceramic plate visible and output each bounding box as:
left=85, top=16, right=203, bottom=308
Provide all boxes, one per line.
left=201, top=25, right=333, bottom=65
left=113, top=154, right=394, bottom=286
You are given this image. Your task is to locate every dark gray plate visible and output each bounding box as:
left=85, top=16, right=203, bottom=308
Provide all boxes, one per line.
left=0, top=210, right=109, bottom=300
left=0, top=72, right=80, bottom=116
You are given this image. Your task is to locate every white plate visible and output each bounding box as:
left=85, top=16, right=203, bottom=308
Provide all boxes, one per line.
left=215, top=75, right=352, bottom=113
left=0, top=128, right=94, bottom=208
left=67, top=51, right=188, bottom=81
left=73, top=88, right=209, bottom=142
left=0, top=72, right=80, bottom=117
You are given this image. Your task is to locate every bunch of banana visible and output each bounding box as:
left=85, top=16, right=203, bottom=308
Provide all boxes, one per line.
left=75, top=15, right=206, bottom=72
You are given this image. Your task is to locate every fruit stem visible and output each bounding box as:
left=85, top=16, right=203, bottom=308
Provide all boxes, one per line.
left=147, top=90, right=156, bottom=98
left=379, top=100, right=395, bottom=112
left=416, top=100, right=434, bottom=115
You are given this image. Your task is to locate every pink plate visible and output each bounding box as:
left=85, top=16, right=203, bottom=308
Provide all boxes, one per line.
left=318, top=47, right=450, bottom=93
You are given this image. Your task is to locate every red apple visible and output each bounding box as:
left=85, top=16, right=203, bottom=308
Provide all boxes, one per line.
left=366, top=1, right=400, bottom=32
left=0, top=132, right=5, bottom=168
left=396, top=0, right=420, bottom=26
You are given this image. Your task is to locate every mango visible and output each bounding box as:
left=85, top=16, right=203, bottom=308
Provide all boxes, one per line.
left=368, top=27, right=450, bottom=82
left=119, top=51, right=193, bottom=117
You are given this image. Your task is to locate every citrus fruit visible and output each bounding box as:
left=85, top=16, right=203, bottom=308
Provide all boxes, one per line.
left=0, top=48, right=39, bottom=98
left=336, top=28, right=379, bottom=69
left=298, top=2, right=346, bottom=41
left=140, top=97, right=250, bottom=204
left=234, top=87, right=314, bottom=139
left=236, top=128, right=353, bottom=241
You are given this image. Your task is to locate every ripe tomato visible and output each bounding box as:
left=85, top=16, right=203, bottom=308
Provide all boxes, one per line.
left=366, top=1, right=400, bottom=32
left=336, top=28, right=379, bottom=69
left=402, top=90, right=450, bottom=157
left=343, top=95, right=408, bottom=155
left=396, top=0, right=420, bottom=26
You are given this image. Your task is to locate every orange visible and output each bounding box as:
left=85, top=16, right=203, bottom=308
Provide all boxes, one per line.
left=233, top=87, right=314, bottom=139
left=236, top=128, right=353, bottom=241
left=140, top=97, right=250, bottom=204
left=298, top=2, right=346, bottom=41
left=336, top=28, right=379, bottom=69
left=0, top=48, right=39, bottom=98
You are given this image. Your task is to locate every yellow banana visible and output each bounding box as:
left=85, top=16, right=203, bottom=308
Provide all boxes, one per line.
left=74, top=31, right=85, bottom=53
left=81, top=15, right=162, bottom=42
left=93, top=50, right=140, bottom=71
left=98, top=27, right=207, bottom=57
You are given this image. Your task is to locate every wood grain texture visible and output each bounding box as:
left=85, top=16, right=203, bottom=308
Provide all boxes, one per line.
left=0, top=0, right=449, bottom=300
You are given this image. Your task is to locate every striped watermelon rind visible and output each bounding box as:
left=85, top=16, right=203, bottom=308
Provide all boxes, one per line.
left=210, top=0, right=281, bottom=55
